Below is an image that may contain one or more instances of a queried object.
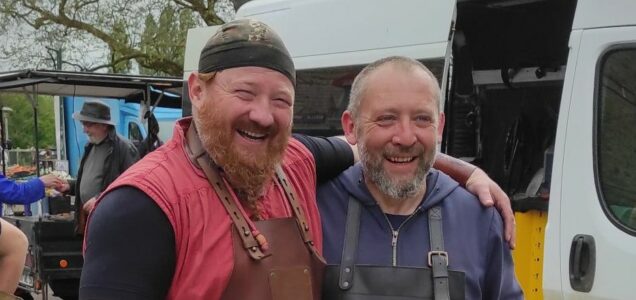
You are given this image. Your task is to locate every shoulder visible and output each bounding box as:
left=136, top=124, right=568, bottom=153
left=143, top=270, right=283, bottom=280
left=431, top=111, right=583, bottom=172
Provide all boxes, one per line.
left=316, top=164, right=361, bottom=200
left=281, top=137, right=316, bottom=179
left=434, top=169, right=476, bottom=207
left=114, top=134, right=137, bottom=150
left=108, top=140, right=204, bottom=195
left=435, top=169, right=500, bottom=231
left=284, top=137, right=314, bottom=164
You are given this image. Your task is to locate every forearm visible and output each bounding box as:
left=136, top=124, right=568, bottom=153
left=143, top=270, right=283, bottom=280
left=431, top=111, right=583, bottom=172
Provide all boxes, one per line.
left=433, top=153, right=477, bottom=186
left=0, top=178, right=44, bottom=205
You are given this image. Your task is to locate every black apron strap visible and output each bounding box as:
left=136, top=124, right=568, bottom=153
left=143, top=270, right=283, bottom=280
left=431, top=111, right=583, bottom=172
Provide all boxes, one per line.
left=428, top=206, right=450, bottom=300
left=338, top=197, right=362, bottom=290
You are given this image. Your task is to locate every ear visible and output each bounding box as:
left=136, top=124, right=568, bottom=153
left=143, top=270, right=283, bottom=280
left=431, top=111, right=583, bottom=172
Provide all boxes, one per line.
left=437, top=112, right=446, bottom=142
left=188, top=72, right=204, bottom=111
left=341, top=110, right=358, bottom=145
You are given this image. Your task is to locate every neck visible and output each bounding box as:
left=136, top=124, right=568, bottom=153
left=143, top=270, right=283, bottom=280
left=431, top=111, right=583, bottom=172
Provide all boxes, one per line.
left=365, top=177, right=427, bottom=215
left=226, top=174, right=271, bottom=199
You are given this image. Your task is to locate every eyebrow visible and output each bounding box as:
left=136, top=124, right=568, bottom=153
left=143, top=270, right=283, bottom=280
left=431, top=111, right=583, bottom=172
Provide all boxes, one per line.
left=233, top=81, right=257, bottom=88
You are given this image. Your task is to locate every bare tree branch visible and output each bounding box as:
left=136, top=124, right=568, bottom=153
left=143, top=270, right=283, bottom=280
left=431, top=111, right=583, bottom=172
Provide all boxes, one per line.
left=15, top=1, right=182, bottom=74
left=1, top=0, right=231, bottom=75
left=172, top=0, right=224, bottom=25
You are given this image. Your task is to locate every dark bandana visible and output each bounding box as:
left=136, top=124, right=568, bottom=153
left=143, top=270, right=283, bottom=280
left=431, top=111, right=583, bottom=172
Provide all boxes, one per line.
left=198, top=19, right=296, bottom=85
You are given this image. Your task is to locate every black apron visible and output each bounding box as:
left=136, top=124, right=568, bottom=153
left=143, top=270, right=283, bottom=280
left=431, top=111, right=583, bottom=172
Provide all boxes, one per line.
left=323, top=197, right=466, bottom=300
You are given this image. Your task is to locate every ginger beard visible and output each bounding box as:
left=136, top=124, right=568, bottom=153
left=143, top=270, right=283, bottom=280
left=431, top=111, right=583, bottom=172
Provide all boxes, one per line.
left=358, top=127, right=437, bottom=201
left=193, top=99, right=290, bottom=205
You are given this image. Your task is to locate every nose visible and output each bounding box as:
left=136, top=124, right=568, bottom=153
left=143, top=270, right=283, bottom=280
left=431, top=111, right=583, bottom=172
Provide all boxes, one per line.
left=391, top=119, right=417, bottom=147
left=248, top=98, right=275, bottom=128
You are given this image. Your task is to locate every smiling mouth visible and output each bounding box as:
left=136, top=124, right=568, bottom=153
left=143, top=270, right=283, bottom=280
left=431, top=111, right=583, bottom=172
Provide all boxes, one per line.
left=237, top=129, right=268, bottom=140
left=385, top=156, right=416, bottom=163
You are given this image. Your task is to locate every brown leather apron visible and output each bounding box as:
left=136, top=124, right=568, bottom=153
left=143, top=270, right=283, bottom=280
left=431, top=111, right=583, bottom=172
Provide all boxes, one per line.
left=186, top=125, right=325, bottom=300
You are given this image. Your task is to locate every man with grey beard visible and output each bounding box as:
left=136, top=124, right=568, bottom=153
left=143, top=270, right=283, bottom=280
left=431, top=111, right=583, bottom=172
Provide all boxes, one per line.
left=52, top=100, right=138, bottom=300
left=61, top=100, right=139, bottom=229
left=318, top=56, right=523, bottom=300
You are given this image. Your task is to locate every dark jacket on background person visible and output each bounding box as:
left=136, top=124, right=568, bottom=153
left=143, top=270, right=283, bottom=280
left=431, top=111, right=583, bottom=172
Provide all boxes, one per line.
left=68, top=127, right=139, bottom=216
left=317, top=164, right=523, bottom=300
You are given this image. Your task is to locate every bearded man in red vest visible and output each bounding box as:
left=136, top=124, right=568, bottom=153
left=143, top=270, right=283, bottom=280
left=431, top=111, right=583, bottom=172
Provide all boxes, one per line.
left=78, top=19, right=515, bottom=300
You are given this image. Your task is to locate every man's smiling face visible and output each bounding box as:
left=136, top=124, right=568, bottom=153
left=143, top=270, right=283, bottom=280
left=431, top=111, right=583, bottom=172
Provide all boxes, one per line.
left=189, top=66, right=294, bottom=202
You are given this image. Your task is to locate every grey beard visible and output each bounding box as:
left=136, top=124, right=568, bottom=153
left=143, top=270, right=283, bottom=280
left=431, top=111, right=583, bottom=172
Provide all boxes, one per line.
left=88, top=135, right=107, bottom=144
left=359, top=142, right=434, bottom=201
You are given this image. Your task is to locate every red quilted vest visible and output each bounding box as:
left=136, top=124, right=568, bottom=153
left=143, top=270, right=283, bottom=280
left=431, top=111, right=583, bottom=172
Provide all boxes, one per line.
left=87, top=117, right=323, bottom=299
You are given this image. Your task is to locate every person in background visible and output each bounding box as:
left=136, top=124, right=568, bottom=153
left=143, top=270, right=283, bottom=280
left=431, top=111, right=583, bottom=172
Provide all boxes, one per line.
left=0, top=174, right=64, bottom=299
left=0, top=109, right=72, bottom=299
left=0, top=219, right=27, bottom=299
left=55, top=100, right=138, bottom=300
left=319, top=56, right=522, bottom=299
left=58, top=100, right=139, bottom=234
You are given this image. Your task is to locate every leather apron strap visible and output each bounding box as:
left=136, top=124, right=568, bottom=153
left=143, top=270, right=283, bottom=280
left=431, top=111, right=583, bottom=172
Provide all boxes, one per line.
left=325, top=197, right=460, bottom=299
left=274, top=165, right=322, bottom=259
left=186, top=124, right=267, bottom=260
left=338, top=197, right=361, bottom=290
left=184, top=124, right=325, bottom=300
left=428, top=206, right=450, bottom=300
left=185, top=124, right=321, bottom=260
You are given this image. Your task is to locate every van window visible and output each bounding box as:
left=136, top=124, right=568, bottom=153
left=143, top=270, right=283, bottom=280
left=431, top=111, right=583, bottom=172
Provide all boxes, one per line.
left=128, top=122, right=143, bottom=143
left=293, top=59, right=445, bottom=136
left=294, top=65, right=363, bottom=136
left=597, top=48, right=636, bottom=232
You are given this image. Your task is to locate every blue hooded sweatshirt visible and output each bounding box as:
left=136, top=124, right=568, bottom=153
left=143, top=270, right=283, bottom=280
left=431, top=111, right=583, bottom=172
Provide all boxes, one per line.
left=317, top=164, right=523, bottom=299
left=0, top=174, right=45, bottom=205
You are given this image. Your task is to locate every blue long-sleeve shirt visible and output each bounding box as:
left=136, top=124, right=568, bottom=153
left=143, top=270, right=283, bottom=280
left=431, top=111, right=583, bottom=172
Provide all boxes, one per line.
left=0, top=174, right=45, bottom=205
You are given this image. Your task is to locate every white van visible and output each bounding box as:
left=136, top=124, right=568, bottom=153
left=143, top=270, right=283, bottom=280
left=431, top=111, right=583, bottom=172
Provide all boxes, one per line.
left=184, top=0, right=636, bottom=298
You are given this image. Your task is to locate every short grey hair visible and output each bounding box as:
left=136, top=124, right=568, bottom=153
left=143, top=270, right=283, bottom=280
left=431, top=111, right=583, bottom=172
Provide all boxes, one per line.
left=347, top=56, right=441, bottom=120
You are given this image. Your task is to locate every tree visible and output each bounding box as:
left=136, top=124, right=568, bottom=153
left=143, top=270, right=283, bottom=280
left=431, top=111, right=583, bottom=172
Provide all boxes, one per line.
left=0, top=93, right=55, bottom=150
left=0, top=0, right=237, bottom=76
left=139, top=5, right=198, bottom=76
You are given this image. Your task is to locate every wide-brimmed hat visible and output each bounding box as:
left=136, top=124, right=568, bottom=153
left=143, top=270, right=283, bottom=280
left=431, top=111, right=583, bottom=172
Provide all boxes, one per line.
left=72, top=101, right=115, bottom=126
